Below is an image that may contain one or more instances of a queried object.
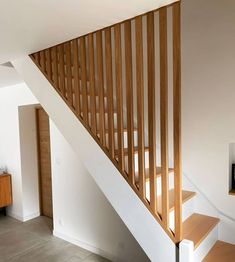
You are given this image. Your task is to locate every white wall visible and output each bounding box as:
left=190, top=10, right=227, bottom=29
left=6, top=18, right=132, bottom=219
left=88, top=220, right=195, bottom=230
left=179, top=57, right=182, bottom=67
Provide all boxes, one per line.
left=0, top=84, right=38, bottom=220
left=50, top=121, right=149, bottom=262
left=18, top=105, right=40, bottom=220
left=182, top=0, right=235, bottom=220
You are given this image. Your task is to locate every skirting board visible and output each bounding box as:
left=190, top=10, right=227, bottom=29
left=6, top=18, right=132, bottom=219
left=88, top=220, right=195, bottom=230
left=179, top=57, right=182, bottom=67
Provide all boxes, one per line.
left=53, top=230, right=115, bottom=261
left=7, top=210, right=40, bottom=222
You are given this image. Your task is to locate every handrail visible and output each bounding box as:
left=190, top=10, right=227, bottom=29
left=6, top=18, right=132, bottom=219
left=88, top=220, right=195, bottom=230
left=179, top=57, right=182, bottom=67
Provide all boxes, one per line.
left=30, top=1, right=182, bottom=243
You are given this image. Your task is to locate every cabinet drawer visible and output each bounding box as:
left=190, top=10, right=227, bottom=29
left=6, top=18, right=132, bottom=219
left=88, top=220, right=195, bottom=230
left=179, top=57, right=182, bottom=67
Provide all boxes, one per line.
left=0, top=175, right=12, bottom=208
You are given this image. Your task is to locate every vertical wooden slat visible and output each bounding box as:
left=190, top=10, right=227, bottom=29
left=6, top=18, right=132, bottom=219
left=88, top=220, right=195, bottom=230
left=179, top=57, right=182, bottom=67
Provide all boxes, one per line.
left=65, top=42, right=73, bottom=105
left=147, top=12, right=157, bottom=213
left=160, top=7, right=169, bottom=228
left=135, top=16, right=146, bottom=198
left=173, top=1, right=182, bottom=242
left=72, top=39, right=81, bottom=116
left=58, top=45, right=65, bottom=96
left=35, top=53, right=40, bottom=65
left=96, top=31, right=106, bottom=145
left=45, top=49, right=52, bottom=80
left=40, top=50, right=46, bottom=72
left=80, top=36, right=89, bottom=124
left=51, top=47, right=58, bottom=88
left=88, top=34, right=97, bottom=134
left=114, top=24, right=124, bottom=171
left=105, top=28, right=115, bottom=158
left=124, top=20, right=135, bottom=184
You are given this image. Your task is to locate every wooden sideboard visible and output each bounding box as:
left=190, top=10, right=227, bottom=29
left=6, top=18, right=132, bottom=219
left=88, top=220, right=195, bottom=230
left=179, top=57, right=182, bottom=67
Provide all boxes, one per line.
left=0, top=174, right=12, bottom=215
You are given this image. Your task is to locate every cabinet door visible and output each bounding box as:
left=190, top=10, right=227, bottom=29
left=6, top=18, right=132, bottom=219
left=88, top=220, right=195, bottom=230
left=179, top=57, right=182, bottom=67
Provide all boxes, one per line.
left=0, top=175, right=12, bottom=208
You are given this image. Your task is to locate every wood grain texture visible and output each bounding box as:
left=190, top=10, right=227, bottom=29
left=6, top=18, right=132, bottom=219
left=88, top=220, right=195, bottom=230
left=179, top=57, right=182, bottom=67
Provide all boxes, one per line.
left=40, top=50, right=46, bottom=72
left=88, top=34, right=97, bottom=135
left=45, top=49, right=52, bottom=80
left=72, top=39, right=81, bottom=116
left=114, top=24, right=124, bottom=171
left=173, top=1, right=182, bottom=242
left=96, top=31, right=106, bottom=145
left=65, top=42, right=73, bottom=105
left=135, top=16, right=146, bottom=198
left=203, top=241, right=235, bottom=262
left=105, top=28, right=115, bottom=158
left=160, top=6, right=169, bottom=228
left=0, top=174, right=12, bottom=208
left=51, top=46, right=58, bottom=88
left=124, top=20, right=135, bottom=184
left=183, top=213, right=220, bottom=250
left=36, top=108, right=53, bottom=218
left=80, top=36, right=89, bottom=124
left=58, top=44, right=65, bottom=96
left=147, top=12, right=157, bottom=213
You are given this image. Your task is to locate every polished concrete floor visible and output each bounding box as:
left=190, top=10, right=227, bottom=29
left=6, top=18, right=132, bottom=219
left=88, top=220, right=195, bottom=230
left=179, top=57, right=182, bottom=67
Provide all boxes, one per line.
left=0, top=213, right=110, bottom=262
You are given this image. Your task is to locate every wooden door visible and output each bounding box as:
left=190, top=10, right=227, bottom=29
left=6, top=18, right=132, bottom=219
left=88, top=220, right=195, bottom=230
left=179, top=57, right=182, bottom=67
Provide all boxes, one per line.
left=36, top=108, right=53, bottom=218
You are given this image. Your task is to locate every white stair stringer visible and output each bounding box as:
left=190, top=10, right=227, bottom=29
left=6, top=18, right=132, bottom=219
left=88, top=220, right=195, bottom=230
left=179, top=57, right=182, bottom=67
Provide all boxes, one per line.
left=13, top=55, right=176, bottom=262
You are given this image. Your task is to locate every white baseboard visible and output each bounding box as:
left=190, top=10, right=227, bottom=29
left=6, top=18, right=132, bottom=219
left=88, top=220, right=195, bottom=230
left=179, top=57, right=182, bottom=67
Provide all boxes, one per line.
left=7, top=210, right=40, bottom=222
left=53, top=230, right=115, bottom=261
left=22, top=212, right=40, bottom=222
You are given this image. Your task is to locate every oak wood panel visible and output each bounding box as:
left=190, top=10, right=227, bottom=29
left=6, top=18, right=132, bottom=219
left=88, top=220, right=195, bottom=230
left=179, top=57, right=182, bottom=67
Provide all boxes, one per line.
left=0, top=174, right=12, bottom=208
left=173, top=1, right=182, bottom=242
left=51, top=47, right=58, bottom=89
left=125, top=20, right=135, bottom=184
left=80, top=36, right=89, bottom=124
left=58, top=44, right=65, bottom=96
left=135, top=16, right=146, bottom=198
left=147, top=12, right=157, bottom=213
left=45, top=49, right=52, bottom=80
left=88, top=34, right=97, bottom=135
left=65, top=42, right=73, bottom=105
left=114, top=24, right=124, bottom=170
left=40, top=50, right=46, bottom=72
left=183, top=213, right=220, bottom=249
left=105, top=28, right=115, bottom=157
left=96, top=31, right=106, bottom=145
left=36, top=108, right=53, bottom=218
left=160, top=6, right=169, bottom=228
left=72, top=39, right=81, bottom=116
left=203, top=241, right=235, bottom=262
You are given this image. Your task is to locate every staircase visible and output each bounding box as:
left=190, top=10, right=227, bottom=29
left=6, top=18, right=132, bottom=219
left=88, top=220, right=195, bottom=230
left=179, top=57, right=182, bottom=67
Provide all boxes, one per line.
left=13, top=1, right=235, bottom=261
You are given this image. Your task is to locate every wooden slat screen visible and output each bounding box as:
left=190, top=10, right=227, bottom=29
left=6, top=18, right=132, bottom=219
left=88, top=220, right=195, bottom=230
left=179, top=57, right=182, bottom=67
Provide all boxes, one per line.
left=30, top=1, right=182, bottom=244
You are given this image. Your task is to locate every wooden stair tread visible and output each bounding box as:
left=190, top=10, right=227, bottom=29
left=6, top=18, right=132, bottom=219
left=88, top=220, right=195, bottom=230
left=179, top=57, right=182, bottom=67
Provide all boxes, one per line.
left=157, top=189, right=196, bottom=214
left=183, top=213, right=220, bottom=250
left=135, top=167, right=174, bottom=181
left=203, top=241, right=235, bottom=262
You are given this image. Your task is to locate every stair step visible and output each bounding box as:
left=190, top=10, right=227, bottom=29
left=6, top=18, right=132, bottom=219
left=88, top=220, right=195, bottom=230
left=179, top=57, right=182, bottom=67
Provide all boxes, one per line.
left=203, top=240, right=235, bottom=262
left=157, top=189, right=196, bottom=215
left=135, top=167, right=174, bottom=181
left=183, top=213, right=220, bottom=250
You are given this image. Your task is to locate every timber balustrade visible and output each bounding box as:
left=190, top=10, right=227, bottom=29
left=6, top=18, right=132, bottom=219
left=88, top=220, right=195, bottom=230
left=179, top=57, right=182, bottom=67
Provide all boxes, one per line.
left=30, top=1, right=182, bottom=243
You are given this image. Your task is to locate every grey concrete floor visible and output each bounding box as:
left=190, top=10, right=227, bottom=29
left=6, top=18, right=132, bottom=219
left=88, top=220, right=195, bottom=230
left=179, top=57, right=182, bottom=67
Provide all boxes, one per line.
left=0, top=213, right=110, bottom=262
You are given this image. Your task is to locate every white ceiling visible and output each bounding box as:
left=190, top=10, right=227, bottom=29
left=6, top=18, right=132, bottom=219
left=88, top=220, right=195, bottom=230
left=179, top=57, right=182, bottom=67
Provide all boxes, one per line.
left=0, top=0, right=177, bottom=64
left=0, top=0, right=177, bottom=88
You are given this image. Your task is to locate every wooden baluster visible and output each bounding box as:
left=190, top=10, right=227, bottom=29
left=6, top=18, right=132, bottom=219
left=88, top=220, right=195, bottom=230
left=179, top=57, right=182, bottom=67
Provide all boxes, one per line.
left=114, top=24, right=124, bottom=171
left=160, top=7, right=169, bottom=228
left=40, top=50, right=46, bottom=73
left=51, top=46, right=58, bottom=89
left=173, top=1, right=182, bottom=242
left=72, top=39, right=81, bottom=116
left=45, top=49, right=52, bottom=80
left=35, top=53, right=40, bottom=65
left=58, top=44, right=65, bottom=96
left=147, top=12, right=157, bottom=213
left=105, top=28, right=115, bottom=158
left=88, top=34, right=97, bottom=135
left=124, top=20, right=135, bottom=184
left=96, top=31, right=106, bottom=145
left=80, top=36, right=89, bottom=124
left=135, top=16, right=146, bottom=198
left=65, top=42, right=73, bottom=106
